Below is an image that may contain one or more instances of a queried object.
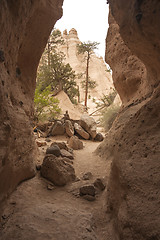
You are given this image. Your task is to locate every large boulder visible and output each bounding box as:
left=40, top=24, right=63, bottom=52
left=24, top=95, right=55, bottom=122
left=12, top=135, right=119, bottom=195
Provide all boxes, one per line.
left=68, top=136, right=83, bottom=150
left=74, top=123, right=90, bottom=140
left=50, top=121, right=65, bottom=136
left=80, top=114, right=97, bottom=139
left=41, top=155, right=76, bottom=186
left=65, top=120, right=74, bottom=137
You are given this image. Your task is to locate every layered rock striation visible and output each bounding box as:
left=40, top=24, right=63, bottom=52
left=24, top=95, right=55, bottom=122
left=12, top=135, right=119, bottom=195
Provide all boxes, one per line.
left=0, top=0, right=63, bottom=203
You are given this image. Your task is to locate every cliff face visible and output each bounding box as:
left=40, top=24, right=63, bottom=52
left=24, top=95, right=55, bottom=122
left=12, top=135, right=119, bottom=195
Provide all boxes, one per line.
left=100, top=1, right=160, bottom=239
left=106, top=10, right=149, bottom=105
left=58, top=28, right=114, bottom=112
left=0, top=0, right=63, bottom=203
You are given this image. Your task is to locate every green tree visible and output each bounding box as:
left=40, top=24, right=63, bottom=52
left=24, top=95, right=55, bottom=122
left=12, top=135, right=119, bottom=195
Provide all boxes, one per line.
left=34, top=86, right=61, bottom=122
left=77, top=41, right=99, bottom=107
left=37, top=29, right=79, bottom=103
left=89, top=88, right=117, bottom=116
left=96, top=88, right=117, bottom=108
left=45, top=29, right=64, bottom=66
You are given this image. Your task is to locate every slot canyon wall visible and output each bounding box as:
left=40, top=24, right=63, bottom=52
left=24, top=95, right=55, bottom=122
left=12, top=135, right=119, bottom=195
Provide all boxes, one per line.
left=0, top=0, right=63, bottom=203
left=98, top=0, right=160, bottom=239
left=0, top=0, right=160, bottom=239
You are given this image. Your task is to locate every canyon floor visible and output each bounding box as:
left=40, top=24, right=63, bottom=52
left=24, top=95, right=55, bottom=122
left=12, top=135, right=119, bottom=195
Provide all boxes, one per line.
left=0, top=136, right=112, bottom=240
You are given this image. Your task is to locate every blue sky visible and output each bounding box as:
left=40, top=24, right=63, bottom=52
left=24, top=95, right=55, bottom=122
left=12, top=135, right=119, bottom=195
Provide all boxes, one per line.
left=55, top=0, right=109, bottom=58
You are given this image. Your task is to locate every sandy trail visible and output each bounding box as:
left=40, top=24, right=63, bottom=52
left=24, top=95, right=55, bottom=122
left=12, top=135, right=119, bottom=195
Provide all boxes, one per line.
left=0, top=137, right=111, bottom=240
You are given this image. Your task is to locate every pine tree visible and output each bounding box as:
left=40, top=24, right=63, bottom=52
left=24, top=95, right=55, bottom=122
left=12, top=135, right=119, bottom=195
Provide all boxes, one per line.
left=36, top=29, right=78, bottom=103
left=77, top=41, right=99, bottom=107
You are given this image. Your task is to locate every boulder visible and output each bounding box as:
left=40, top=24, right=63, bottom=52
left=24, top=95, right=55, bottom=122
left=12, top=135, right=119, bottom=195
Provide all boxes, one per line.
left=46, top=145, right=61, bottom=157
left=94, top=178, right=106, bottom=191
left=50, top=121, right=65, bottom=136
left=51, top=141, right=69, bottom=151
left=41, top=155, right=76, bottom=186
left=65, top=120, right=74, bottom=137
left=94, top=133, right=104, bottom=142
left=79, top=185, right=96, bottom=196
left=74, top=123, right=90, bottom=140
left=80, top=114, right=97, bottom=139
left=68, top=136, right=83, bottom=150
left=60, top=149, right=74, bottom=160
left=37, top=122, right=51, bottom=132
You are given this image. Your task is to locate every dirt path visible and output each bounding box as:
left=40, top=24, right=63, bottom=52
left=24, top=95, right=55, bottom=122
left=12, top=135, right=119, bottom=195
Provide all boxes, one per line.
left=0, top=138, right=111, bottom=240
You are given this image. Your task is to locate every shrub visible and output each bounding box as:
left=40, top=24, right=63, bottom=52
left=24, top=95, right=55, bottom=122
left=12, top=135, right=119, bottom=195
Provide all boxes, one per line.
left=34, top=86, right=61, bottom=122
left=101, top=105, right=120, bottom=132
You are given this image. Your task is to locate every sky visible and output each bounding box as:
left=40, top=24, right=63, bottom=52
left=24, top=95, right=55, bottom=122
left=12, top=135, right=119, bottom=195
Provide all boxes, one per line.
left=55, top=0, right=109, bottom=59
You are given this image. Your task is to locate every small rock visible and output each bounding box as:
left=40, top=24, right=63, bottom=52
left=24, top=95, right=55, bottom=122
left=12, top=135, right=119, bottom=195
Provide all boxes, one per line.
left=51, top=142, right=68, bottom=150
left=36, top=141, right=47, bottom=147
left=82, top=172, right=93, bottom=180
left=80, top=185, right=96, bottom=196
left=83, top=195, right=95, bottom=201
left=65, top=120, right=74, bottom=137
left=74, top=177, right=81, bottom=182
left=46, top=145, right=61, bottom=157
left=94, top=178, right=106, bottom=191
left=68, top=136, right=83, bottom=150
left=60, top=149, right=74, bottom=160
left=47, top=184, right=55, bottom=190
left=94, top=133, right=104, bottom=142
left=62, top=157, right=73, bottom=165
left=68, top=148, right=73, bottom=154
left=36, top=164, right=41, bottom=171
left=45, top=138, right=51, bottom=142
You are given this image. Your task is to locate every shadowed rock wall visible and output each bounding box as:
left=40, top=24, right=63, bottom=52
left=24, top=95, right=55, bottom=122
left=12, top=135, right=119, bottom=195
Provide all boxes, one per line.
left=0, top=0, right=63, bottom=203
left=100, top=1, right=160, bottom=239
left=105, top=10, right=150, bottom=105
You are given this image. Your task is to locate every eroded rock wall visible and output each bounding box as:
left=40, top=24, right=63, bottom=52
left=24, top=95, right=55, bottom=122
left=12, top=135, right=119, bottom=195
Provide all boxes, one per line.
left=100, top=1, right=160, bottom=239
left=0, top=0, right=63, bottom=203
left=106, top=10, right=150, bottom=105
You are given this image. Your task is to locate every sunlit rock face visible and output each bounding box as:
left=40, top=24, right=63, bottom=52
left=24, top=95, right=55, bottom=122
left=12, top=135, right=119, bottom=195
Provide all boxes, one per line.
left=102, top=1, right=160, bottom=239
left=0, top=0, right=63, bottom=203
